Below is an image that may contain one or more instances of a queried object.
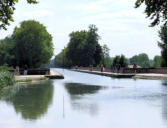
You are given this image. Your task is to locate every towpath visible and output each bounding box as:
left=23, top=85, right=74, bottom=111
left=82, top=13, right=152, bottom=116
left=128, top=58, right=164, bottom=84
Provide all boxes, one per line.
left=72, top=69, right=167, bottom=80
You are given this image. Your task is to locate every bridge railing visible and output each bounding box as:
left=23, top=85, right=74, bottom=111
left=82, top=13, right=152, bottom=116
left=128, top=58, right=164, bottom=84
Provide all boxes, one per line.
left=72, top=67, right=167, bottom=74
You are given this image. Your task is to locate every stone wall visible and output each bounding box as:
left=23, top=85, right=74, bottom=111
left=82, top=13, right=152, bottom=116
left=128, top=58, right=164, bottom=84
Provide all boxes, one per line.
left=9, top=68, right=50, bottom=75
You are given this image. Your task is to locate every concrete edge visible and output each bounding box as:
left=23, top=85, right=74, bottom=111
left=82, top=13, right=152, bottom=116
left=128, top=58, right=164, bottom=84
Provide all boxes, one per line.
left=72, top=69, right=167, bottom=80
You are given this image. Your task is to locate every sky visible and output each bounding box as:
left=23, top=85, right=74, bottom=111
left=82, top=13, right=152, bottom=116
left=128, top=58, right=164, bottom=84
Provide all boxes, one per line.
left=0, top=0, right=161, bottom=59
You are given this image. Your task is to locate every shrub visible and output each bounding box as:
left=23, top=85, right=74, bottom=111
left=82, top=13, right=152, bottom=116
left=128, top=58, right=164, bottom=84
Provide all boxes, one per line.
left=0, top=69, right=15, bottom=88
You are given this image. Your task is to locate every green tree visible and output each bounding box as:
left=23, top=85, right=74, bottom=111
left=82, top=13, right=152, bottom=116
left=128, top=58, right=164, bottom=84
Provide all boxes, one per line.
left=83, top=25, right=100, bottom=66
left=12, top=20, right=53, bottom=68
left=102, top=44, right=110, bottom=59
left=138, top=53, right=150, bottom=68
left=60, top=25, right=102, bottom=67
left=130, top=55, right=138, bottom=65
left=158, top=25, right=167, bottom=66
left=135, top=0, right=167, bottom=26
left=153, top=55, right=162, bottom=67
left=94, top=44, right=103, bottom=66
left=55, top=47, right=71, bottom=67
left=113, top=55, right=120, bottom=66
left=101, top=44, right=112, bottom=67
left=0, top=0, right=38, bottom=30
left=130, top=53, right=150, bottom=68
left=119, top=55, right=128, bottom=68
left=66, top=31, right=88, bottom=66
left=0, top=37, right=15, bottom=66
left=113, top=55, right=128, bottom=68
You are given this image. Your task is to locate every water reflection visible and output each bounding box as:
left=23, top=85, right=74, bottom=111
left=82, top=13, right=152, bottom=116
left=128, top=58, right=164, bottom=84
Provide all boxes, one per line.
left=0, top=80, right=54, bottom=120
left=162, top=80, right=167, bottom=86
left=64, top=82, right=106, bottom=116
left=64, top=82, right=106, bottom=96
left=161, top=81, right=167, bottom=121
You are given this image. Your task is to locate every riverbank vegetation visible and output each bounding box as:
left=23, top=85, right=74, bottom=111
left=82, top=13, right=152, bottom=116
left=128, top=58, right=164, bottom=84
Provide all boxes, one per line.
left=0, top=20, right=53, bottom=88
left=54, top=25, right=163, bottom=69
left=0, top=66, right=15, bottom=89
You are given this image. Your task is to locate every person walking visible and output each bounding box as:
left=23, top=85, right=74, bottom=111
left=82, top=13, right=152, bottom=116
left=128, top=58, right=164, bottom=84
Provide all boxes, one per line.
left=24, top=65, right=28, bottom=75
left=101, top=64, right=103, bottom=72
left=117, top=64, right=121, bottom=73
left=133, top=63, right=137, bottom=73
left=16, top=66, right=20, bottom=75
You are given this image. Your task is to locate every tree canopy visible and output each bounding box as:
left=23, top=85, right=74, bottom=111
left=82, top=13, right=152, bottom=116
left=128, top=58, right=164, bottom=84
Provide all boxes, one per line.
left=101, top=44, right=113, bottom=67
left=0, top=20, right=53, bottom=68
left=135, top=0, right=167, bottom=26
left=0, top=0, right=38, bottom=30
left=0, top=37, right=15, bottom=66
left=112, top=55, right=128, bottom=68
left=66, top=30, right=88, bottom=66
left=130, top=53, right=150, bottom=68
left=153, top=55, right=162, bottom=67
left=158, top=25, right=167, bottom=66
left=55, top=25, right=103, bottom=67
left=12, top=20, right=53, bottom=68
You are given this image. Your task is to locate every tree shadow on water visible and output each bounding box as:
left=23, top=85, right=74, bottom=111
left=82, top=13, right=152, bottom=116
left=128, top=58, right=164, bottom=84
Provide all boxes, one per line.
left=160, top=81, right=167, bottom=122
left=64, top=82, right=106, bottom=96
left=0, top=80, right=54, bottom=120
left=64, top=82, right=107, bottom=116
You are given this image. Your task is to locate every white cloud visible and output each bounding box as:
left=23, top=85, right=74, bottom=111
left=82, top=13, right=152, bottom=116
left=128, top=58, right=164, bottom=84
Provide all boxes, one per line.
left=77, top=3, right=107, bottom=13
left=0, top=0, right=161, bottom=59
left=23, top=10, right=54, bottom=19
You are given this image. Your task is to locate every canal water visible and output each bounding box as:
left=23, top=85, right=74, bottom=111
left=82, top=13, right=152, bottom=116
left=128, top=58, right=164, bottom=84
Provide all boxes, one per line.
left=1, top=68, right=167, bottom=128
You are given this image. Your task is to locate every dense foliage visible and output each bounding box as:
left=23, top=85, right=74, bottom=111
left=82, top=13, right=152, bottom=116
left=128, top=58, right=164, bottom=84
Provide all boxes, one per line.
left=0, top=20, right=53, bottom=68
left=0, top=66, right=15, bottom=88
left=101, top=45, right=113, bottom=68
left=153, top=56, right=162, bottom=67
left=13, top=20, right=53, bottom=68
left=55, top=25, right=103, bottom=67
left=0, top=0, right=38, bottom=30
left=130, top=53, right=150, bottom=68
left=158, top=25, right=167, bottom=67
left=135, top=0, right=167, bottom=26
left=112, top=55, right=128, bottom=68
left=0, top=37, right=15, bottom=66
left=55, top=48, right=71, bottom=67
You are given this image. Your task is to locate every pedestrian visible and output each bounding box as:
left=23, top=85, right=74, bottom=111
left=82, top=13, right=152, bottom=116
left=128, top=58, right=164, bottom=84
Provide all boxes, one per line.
left=24, top=65, right=28, bottom=75
left=101, top=64, right=103, bottom=72
left=133, top=63, right=137, bottom=73
left=16, top=66, right=20, bottom=75
left=117, top=64, right=121, bottom=73
left=90, top=65, right=93, bottom=71
left=113, top=65, right=116, bottom=73
left=110, top=64, right=113, bottom=72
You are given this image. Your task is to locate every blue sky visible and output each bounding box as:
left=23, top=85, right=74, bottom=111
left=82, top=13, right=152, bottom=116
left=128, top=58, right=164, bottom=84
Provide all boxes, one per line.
left=0, top=0, right=161, bottom=59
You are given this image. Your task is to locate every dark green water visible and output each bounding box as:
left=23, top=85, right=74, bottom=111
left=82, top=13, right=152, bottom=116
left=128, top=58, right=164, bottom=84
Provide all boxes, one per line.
left=1, top=68, right=167, bottom=128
